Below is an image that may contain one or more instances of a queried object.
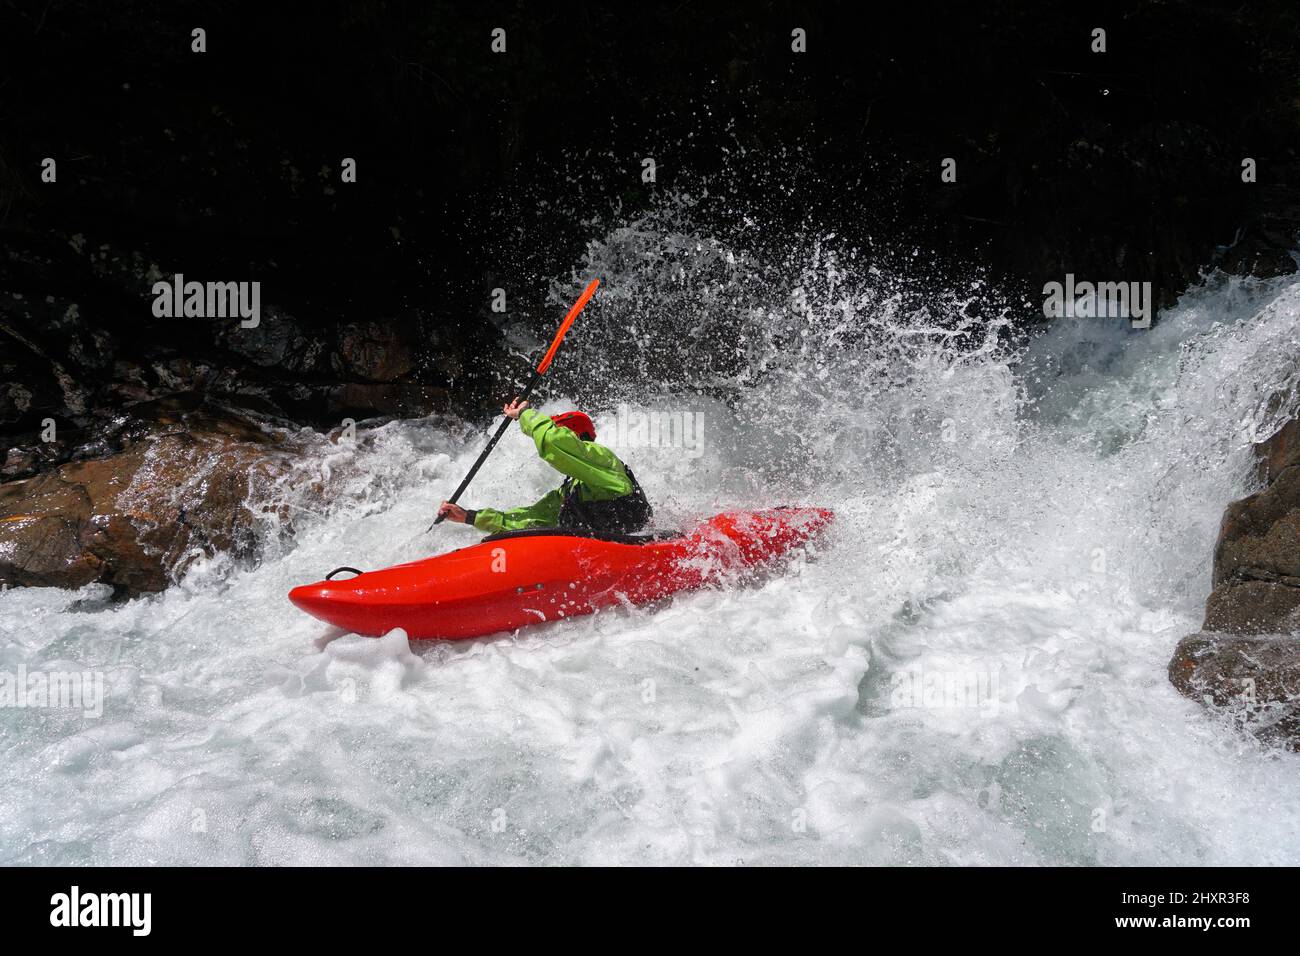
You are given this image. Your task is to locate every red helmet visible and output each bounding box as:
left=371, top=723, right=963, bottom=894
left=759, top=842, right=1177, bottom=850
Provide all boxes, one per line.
left=550, top=410, right=596, bottom=440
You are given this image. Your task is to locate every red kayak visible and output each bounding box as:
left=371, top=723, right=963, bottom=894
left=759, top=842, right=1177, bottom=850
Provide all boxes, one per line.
left=288, top=506, right=833, bottom=640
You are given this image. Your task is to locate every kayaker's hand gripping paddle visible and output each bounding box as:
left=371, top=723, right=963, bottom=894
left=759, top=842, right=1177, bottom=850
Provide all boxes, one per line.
left=428, top=278, right=600, bottom=531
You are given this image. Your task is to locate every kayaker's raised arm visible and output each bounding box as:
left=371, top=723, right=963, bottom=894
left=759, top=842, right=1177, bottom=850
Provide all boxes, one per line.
left=514, top=407, right=631, bottom=495
left=438, top=399, right=651, bottom=536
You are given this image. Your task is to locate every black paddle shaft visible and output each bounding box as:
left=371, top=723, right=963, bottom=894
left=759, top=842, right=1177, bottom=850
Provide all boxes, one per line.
left=429, top=370, right=543, bottom=529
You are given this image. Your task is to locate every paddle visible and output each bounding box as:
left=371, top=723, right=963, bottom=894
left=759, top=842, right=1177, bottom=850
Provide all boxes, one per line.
left=428, top=278, right=600, bottom=531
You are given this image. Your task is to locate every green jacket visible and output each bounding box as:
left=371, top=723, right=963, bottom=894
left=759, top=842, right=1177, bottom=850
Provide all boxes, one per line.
left=470, top=409, right=633, bottom=534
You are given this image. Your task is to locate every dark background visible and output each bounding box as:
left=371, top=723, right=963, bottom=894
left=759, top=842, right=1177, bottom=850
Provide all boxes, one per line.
left=3, top=0, right=1299, bottom=475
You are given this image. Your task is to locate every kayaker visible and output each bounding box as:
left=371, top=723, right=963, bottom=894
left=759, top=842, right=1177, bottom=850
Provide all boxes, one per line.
left=436, top=399, right=653, bottom=535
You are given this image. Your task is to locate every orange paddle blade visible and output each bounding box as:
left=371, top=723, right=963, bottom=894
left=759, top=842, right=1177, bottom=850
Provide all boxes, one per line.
left=536, top=279, right=599, bottom=373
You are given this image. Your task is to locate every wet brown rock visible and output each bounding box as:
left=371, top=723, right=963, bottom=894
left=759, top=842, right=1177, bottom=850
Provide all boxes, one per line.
left=1257, top=417, right=1300, bottom=484
left=1203, top=423, right=1300, bottom=634
left=0, top=401, right=302, bottom=596
left=1172, top=412, right=1300, bottom=748
left=1204, top=579, right=1300, bottom=635
left=1169, top=633, right=1300, bottom=749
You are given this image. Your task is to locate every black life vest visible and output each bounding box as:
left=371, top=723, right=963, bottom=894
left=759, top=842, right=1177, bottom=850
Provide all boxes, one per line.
left=557, top=464, right=653, bottom=534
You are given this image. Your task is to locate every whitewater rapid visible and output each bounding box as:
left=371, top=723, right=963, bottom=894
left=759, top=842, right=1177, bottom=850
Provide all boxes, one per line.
left=2, top=252, right=1299, bottom=865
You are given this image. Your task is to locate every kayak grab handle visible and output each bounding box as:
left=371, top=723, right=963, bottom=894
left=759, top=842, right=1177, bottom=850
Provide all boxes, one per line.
left=325, top=566, right=364, bottom=580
